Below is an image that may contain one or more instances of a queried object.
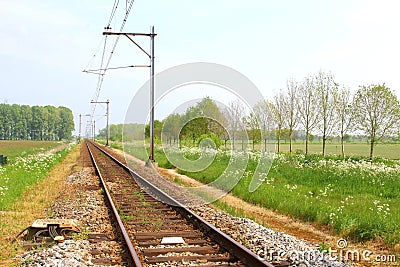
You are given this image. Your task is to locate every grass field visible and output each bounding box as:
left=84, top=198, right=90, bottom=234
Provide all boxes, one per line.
left=118, top=140, right=400, bottom=246
left=0, top=144, right=81, bottom=263
left=0, top=140, right=62, bottom=162
left=103, top=139, right=400, bottom=160
left=274, top=142, right=400, bottom=159
left=0, top=141, right=74, bottom=210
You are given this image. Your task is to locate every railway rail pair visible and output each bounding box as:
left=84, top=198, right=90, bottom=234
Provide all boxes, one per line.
left=86, top=140, right=280, bottom=267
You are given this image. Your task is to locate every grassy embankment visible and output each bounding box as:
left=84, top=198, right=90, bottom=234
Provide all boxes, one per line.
left=120, top=141, right=400, bottom=246
left=0, top=141, right=79, bottom=263
left=0, top=141, right=72, bottom=209
left=0, top=140, right=62, bottom=161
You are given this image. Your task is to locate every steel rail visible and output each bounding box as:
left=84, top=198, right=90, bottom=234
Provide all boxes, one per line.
left=88, top=140, right=275, bottom=267
left=86, top=142, right=142, bottom=267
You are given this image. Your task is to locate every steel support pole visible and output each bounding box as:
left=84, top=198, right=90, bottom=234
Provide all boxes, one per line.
left=90, top=100, right=110, bottom=145
left=102, top=28, right=157, bottom=163
left=79, top=114, right=82, bottom=141
left=149, top=26, right=155, bottom=162
left=106, top=100, right=110, bottom=146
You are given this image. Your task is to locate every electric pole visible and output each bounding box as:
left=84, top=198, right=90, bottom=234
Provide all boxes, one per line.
left=91, top=100, right=110, bottom=146
left=93, top=120, right=96, bottom=141
left=103, top=27, right=157, bottom=163
left=79, top=114, right=91, bottom=142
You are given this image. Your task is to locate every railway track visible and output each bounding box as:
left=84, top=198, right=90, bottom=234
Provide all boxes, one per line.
left=85, top=140, right=277, bottom=267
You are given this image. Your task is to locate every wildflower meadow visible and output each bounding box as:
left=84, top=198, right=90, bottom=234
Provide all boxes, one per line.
left=0, top=143, right=75, bottom=210
left=124, top=143, right=400, bottom=245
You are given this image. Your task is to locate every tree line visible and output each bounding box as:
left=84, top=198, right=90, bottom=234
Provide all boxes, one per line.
left=0, top=104, right=74, bottom=141
left=160, top=72, right=400, bottom=159
left=101, top=71, right=400, bottom=159
left=257, top=71, right=400, bottom=159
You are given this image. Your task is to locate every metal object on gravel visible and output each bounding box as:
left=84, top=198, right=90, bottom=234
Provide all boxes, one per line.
left=12, top=219, right=80, bottom=244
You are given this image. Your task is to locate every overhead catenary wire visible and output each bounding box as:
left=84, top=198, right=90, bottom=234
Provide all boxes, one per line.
left=84, top=36, right=107, bottom=73
left=83, top=65, right=150, bottom=74
left=107, top=0, right=120, bottom=28
left=84, top=0, right=136, bottom=126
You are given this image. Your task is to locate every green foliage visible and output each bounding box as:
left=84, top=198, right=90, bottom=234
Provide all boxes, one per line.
left=126, top=144, right=400, bottom=245
left=0, top=103, right=74, bottom=140
left=98, top=123, right=145, bottom=142
left=0, top=143, right=75, bottom=209
left=72, top=229, right=91, bottom=240
left=176, top=97, right=226, bottom=145
left=162, top=113, right=181, bottom=144
left=197, top=133, right=222, bottom=149
left=0, top=140, right=61, bottom=162
left=144, top=120, right=163, bottom=141
left=101, top=96, right=229, bottom=147
left=318, top=242, right=331, bottom=253
left=354, top=84, right=400, bottom=159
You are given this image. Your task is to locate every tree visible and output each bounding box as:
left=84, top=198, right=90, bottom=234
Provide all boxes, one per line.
left=57, top=106, right=74, bottom=140
left=283, top=78, right=299, bottom=153
left=0, top=104, right=74, bottom=141
left=145, top=120, right=163, bottom=141
left=353, top=84, right=400, bottom=159
left=244, top=112, right=260, bottom=150
left=271, top=91, right=286, bottom=153
left=197, top=133, right=222, bottom=149
left=197, top=97, right=224, bottom=133
left=280, top=128, right=291, bottom=143
left=178, top=97, right=225, bottom=146
left=335, top=85, right=354, bottom=157
left=315, top=71, right=338, bottom=156
left=180, top=106, right=207, bottom=145
left=45, top=105, right=58, bottom=140
left=224, top=100, right=245, bottom=150
left=31, top=106, right=44, bottom=140
left=254, top=100, right=274, bottom=152
left=20, top=105, right=32, bottom=140
left=297, top=75, right=319, bottom=154
left=162, top=114, right=181, bottom=145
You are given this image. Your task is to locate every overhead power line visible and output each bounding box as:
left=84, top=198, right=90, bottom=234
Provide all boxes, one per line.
left=83, top=0, right=136, bottom=121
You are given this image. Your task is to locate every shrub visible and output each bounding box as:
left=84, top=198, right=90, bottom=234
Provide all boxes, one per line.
left=197, top=133, right=222, bottom=149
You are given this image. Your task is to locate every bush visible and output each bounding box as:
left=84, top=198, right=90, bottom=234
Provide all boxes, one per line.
left=197, top=133, right=222, bottom=149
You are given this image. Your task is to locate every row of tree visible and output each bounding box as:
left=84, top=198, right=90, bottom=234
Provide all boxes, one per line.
left=0, top=104, right=75, bottom=140
left=159, top=73, right=400, bottom=159
left=100, top=71, right=400, bottom=159
left=251, top=71, right=400, bottom=159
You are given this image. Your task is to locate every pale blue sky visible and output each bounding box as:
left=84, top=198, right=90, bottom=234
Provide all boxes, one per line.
left=1, top=1, right=399, bottom=135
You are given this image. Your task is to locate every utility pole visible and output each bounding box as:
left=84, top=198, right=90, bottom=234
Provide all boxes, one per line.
left=103, top=27, right=156, bottom=163
left=79, top=114, right=91, bottom=142
left=79, top=114, right=81, bottom=141
left=91, top=100, right=110, bottom=146
left=149, top=26, right=155, bottom=164
left=87, top=121, right=92, bottom=139
left=93, top=120, right=96, bottom=141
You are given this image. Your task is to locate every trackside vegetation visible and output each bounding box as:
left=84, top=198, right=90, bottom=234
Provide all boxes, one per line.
left=96, top=71, right=400, bottom=248
left=0, top=143, right=75, bottom=210
left=122, top=144, right=400, bottom=245
left=0, top=140, right=61, bottom=161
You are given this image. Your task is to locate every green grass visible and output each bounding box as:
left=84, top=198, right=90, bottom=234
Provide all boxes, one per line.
left=217, top=140, right=400, bottom=159
left=262, top=142, right=400, bottom=159
left=0, top=140, right=62, bottom=162
left=121, top=142, right=400, bottom=246
left=0, top=142, right=74, bottom=210
left=230, top=154, right=400, bottom=244
left=123, top=145, right=175, bottom=168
